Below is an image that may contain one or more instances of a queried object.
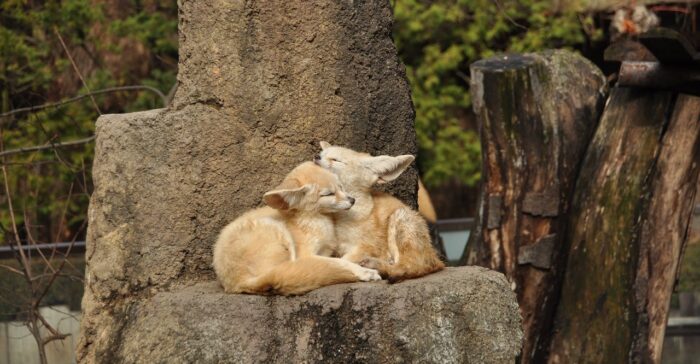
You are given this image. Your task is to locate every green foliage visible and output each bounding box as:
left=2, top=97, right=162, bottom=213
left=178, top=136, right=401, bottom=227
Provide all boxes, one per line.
left=0, top=0, right=599, bottom=244
left=393, top=0, right=600, bottom=187
left=0, top=0, right=177, bottom=244
left=679, top=242, right=700, bottom=292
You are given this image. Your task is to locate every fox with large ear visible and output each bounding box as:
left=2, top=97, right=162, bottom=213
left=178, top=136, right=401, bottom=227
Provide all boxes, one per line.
left=315, top=143, right=444, bottom=282
left=212, top=162, right=381, bottom=295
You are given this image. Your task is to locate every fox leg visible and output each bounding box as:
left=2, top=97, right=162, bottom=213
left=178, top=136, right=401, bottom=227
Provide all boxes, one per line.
left=340, top=210, right=413, bottom=276
left=380, top=208, right=445, bottom=282
left=342, top=247, right=394, bottom=278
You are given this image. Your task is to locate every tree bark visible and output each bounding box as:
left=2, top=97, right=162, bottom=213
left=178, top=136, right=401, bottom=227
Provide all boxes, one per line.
left=462, top=50, right=606, bottom=363
left=548, top=90, right=700, bottom=363
left=636, top=94, right=700, bottom=363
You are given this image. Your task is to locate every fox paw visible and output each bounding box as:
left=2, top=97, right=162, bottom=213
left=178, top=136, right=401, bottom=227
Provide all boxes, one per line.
left=356, top=267, right=382, bottom=282
left=358, top=257, right=385, bottom=270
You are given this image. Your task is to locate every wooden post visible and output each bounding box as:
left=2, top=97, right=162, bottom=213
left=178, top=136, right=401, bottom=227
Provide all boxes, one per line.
left=637, top=95, right=700, bottom=363
left=462, top=50, right=606, bottom=363
left=547, top=91, right=700, bottom=363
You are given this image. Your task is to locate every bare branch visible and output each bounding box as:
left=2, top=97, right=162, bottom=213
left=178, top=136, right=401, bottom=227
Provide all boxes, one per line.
left=36, top=311, right=61, bottom=337
left=54, top=28, right=101, bottom=115
left=0, top=263, right=25, bottom=275
left=23, top=211, right=57, bottom=278
left=35, top=220, right=86, bottom=304
left=53, top=181, right=74, bottom=243
left=42, top=333, right=70, bottom=345
left=28, top=113, right=81, bottom=170
left=47, top=305, right=82, bottom=322
left=1, top=161, right=34, bottom=286
left=31, top=272, right=81, bottom=281
left=0, top=85, right=167, bottom=120
left=0, top=136, right=95, bottom=159
left=492, top=0, right=528, bottom=30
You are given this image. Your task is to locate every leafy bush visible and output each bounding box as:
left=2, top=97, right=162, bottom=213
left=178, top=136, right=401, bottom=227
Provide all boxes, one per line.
left=0, top=0, right=599, bottom=243
left=0, top=1, right=177, bottom=243
left=393, top=0, right=599, bottom=187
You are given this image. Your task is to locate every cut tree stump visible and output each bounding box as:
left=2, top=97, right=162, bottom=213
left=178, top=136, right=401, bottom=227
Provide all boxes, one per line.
left=462, top=50, right=606, bottom=363
left=547, top=90, right=700, bottom=363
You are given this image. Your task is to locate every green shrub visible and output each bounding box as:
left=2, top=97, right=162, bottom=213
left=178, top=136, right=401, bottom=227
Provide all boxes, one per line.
left=0, top=1, right=177, bottom=244
left=393, top=0, right=600, bottom=187
left=679, top=241, right=700, bottom=292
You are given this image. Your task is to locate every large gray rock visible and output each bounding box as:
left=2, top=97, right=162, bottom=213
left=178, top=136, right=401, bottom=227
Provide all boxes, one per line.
left=97, top=267, right=522, bottom=363
left=78, top=0, right=522, bottom=362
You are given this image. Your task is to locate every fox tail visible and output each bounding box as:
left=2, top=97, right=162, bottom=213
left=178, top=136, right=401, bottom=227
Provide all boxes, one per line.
left=242, top=256, right=362, bottom=296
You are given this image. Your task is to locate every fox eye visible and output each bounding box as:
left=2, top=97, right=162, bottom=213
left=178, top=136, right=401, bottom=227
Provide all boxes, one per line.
left=330, top=158, right=344, bottom=164
left=320, top=191, right=334, bottom=197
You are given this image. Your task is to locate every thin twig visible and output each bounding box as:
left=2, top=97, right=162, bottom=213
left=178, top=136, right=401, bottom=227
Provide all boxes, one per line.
left=31, top=272, right=80, bottom=281
left=0, top=264, right=25, bottom=275
left=35, top=220, right=85, bottom=304
left=48, top=305, right=82, bottom=322
left=28, top=113, right=78, bottom=170
left=42, top=333, right=70, bottom=345
left=49, top=182, right=74, bottom=266
left=0, top=136, right=95, bottom=159
left=54, top=27, right=102, bottom=115
left=1, top=147, right=34, bottom=287
left=0, top=85, right=167, bottom=120
left=23, top=211, right=57, bottom=277
left=492, top=0, right=528, bottom=30
left=35, top=312, right=70, bottom=346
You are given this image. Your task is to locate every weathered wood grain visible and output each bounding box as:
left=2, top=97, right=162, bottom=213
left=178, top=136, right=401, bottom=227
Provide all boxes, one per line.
left=464, top=50, right=606, bottom=363
left=633, top=95, right=700, bottom=363
left=548, top=88, right=675, bottom=363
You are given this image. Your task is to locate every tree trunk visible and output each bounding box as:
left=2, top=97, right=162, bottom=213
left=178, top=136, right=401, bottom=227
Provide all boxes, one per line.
left=462, top=50, right=606, bottom=363
left=636, top=94, right=700, bottom=363
left=548, top=90, right=700, bottom=363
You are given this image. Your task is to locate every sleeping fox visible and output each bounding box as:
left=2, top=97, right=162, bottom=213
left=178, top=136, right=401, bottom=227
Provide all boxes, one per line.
left=212, top=162, right=381, bottom=295
left=315, top=142, right=444, bottom=282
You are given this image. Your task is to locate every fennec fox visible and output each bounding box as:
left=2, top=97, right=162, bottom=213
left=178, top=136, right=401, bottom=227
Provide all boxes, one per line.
left=212, top=162, right=381, bottom=295
left=315, top=142, right=444, bottom=282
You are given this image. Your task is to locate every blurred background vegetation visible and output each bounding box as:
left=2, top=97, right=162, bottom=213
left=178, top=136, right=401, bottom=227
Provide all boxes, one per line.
left=394, top=0, right=600, bottom=189
left=1, top=0, right=178, bottom=246
left=0, top=0, right=604, bottom=248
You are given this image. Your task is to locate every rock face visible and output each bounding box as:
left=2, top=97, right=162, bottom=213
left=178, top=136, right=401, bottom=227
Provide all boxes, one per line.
left=78, top=0, right=522, bottom=362
left=97, top=267, right=522, bottom=364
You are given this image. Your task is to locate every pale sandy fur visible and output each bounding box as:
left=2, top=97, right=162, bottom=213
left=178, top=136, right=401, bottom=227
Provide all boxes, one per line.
left=212, top=162, right=381, bottom=295
left=417, top=179, right=437, bottom=223
left=317, top=143, right=445, bottom=282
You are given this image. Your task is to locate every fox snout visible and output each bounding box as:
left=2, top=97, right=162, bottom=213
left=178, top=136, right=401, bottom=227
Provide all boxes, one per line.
left=336, top=195, right=355, bottom=210
left=314, top=154, right=321, bottom=163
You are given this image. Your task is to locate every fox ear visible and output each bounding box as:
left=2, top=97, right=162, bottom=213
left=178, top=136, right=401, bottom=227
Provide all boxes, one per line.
left=319, top=141, right=332, bottom=150
left=364, top=155, right=415, bottom=184
left=263, top=179, right=311, bottom=210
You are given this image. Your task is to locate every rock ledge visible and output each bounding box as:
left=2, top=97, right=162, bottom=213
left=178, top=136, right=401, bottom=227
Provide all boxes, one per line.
left=114, top=267, right=522, bottom=364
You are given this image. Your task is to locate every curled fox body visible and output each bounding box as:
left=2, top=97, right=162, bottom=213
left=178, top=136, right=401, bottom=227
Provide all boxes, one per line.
left=315, top=142, right=444, bottom=282
left=212, top=162, right=381, bottom=295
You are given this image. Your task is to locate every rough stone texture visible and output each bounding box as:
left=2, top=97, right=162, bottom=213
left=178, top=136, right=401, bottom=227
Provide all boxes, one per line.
left=173, top=0, right=418, bottom=203
left=104, top=267, right=522, bottom=364
left=77, top=1, right=521, bottom=362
